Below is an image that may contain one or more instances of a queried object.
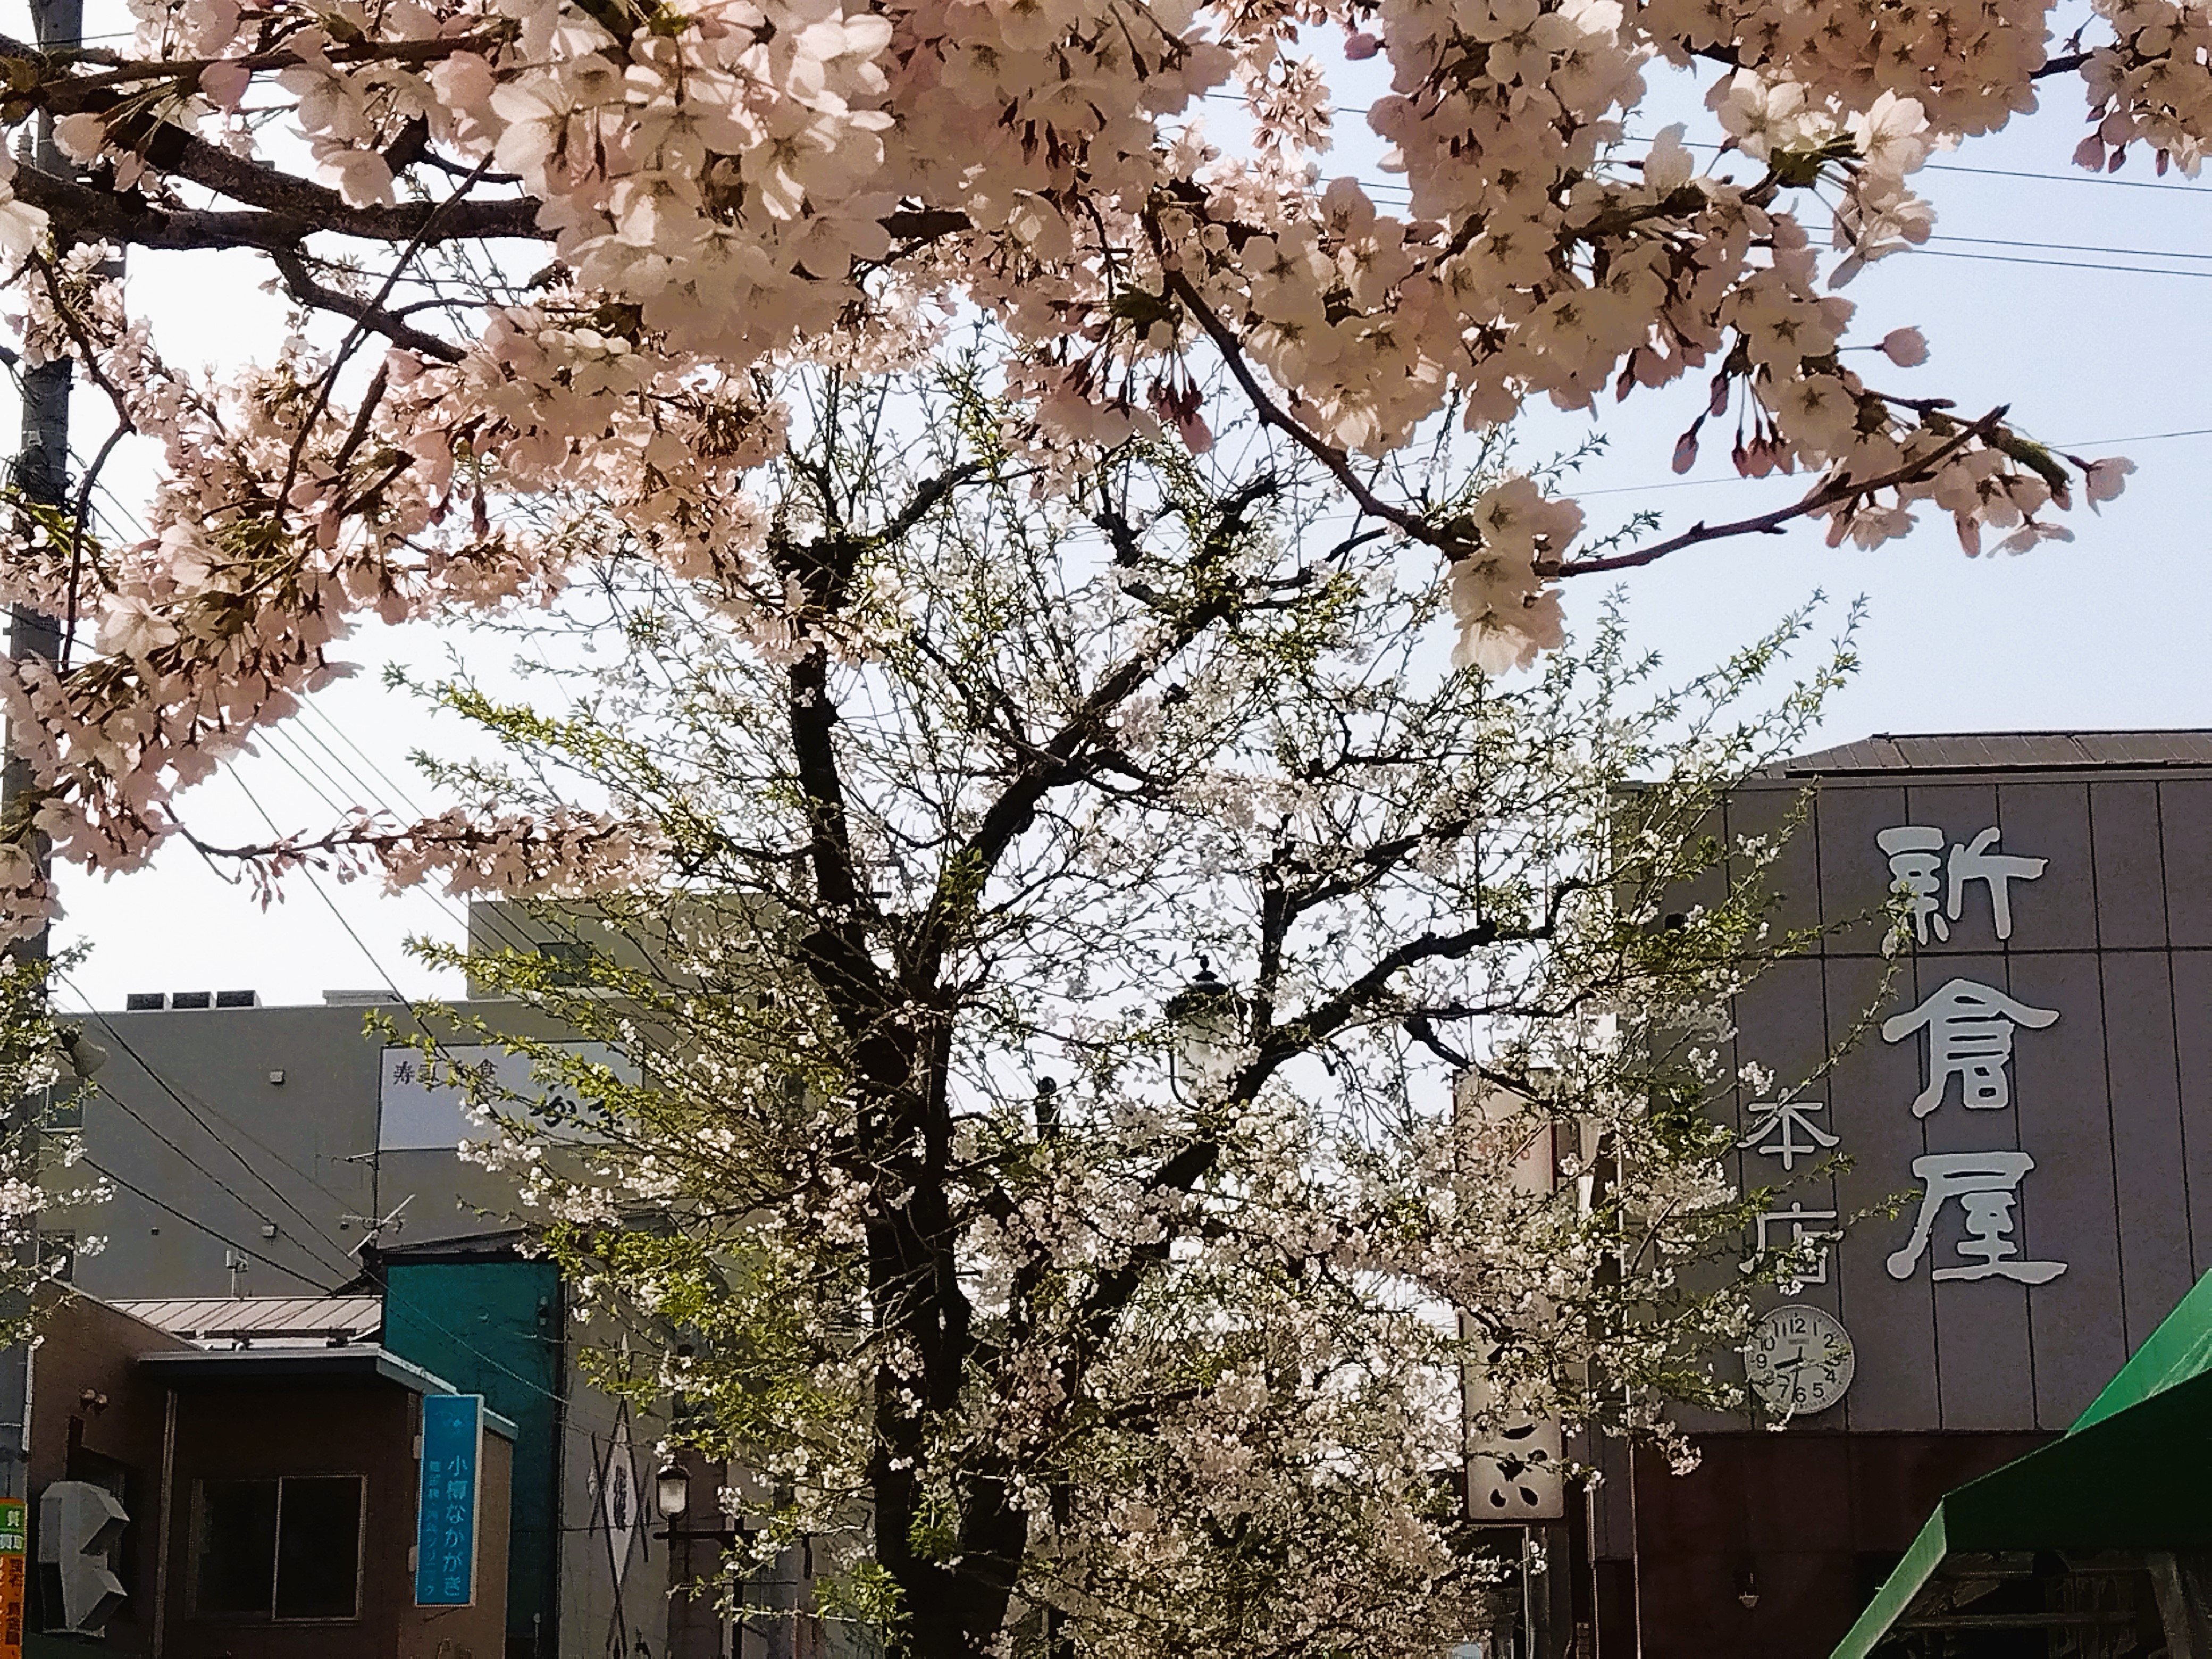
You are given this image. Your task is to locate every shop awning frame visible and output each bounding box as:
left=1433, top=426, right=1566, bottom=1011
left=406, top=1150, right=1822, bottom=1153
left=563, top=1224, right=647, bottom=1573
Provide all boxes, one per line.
left=1832, top=1268, right=2212, bottom=1659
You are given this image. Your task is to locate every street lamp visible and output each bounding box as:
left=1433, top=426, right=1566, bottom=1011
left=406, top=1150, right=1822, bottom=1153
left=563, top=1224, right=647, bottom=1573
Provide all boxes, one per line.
left=1164, top=958, right=1244, bottom=1099
left=655, top=1461, right=690, bottom=1520
left=652, top=1461, right=744, bottom=1549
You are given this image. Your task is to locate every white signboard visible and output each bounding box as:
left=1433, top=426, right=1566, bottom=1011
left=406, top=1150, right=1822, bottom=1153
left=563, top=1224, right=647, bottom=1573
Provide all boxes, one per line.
left=379, top=1043, right=641, bottom=1150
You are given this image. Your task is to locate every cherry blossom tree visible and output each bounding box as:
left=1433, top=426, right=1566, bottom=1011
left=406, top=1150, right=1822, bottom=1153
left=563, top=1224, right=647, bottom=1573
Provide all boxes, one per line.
left=0, top=950, right=112, bottom=1341
left=0, top=0, right=2172, bottom=935
left=387, top=369, right=1847, bottom=1657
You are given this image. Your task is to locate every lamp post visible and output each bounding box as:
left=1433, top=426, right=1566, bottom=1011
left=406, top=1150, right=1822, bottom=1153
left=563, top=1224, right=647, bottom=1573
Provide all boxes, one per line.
left=654, top=1462, right=689, bottom=1522
left=655, top=1455, right=743, bottom=1547
left=1163, top=958, right=1245, bottom=1100
left=656, top=1454, right=745, bottom=1659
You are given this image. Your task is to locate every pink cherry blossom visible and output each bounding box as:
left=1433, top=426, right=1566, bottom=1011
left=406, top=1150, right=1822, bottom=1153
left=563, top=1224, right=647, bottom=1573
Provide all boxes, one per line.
left=1880, top=328, right=1930, bottom=367
left=0, top=0, right=2172, bottom=943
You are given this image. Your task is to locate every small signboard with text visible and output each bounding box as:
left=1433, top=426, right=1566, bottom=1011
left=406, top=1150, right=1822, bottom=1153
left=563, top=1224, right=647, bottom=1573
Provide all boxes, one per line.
left=0, top=1497, right=23, bottom=1659
left=379, top=1042, right=640, bottom=1150
left=415, top=1394, right=482, bottom=1607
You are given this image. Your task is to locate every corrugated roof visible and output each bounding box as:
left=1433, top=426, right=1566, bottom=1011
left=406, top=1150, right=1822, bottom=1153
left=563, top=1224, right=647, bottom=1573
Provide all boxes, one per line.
left=1771, top=730, right=2212, bottom=776
left=113, top=1294, right=382, bottom=1346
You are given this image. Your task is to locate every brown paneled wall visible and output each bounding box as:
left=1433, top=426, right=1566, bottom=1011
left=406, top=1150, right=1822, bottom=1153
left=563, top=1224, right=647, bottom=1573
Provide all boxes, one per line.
left=1715, top=769, right=2212, bottom=1435
left=1604, top=1432, right=2050, bottom=1659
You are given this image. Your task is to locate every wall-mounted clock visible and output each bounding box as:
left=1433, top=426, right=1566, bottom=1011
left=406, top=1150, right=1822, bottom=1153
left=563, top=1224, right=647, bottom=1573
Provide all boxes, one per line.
left=1744, top=1305, right=1855, bottom=1417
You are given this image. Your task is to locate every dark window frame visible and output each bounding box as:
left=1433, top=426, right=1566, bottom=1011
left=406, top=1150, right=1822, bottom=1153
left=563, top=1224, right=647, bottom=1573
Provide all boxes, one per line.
left=188, top=1473, right=366, bottom=1624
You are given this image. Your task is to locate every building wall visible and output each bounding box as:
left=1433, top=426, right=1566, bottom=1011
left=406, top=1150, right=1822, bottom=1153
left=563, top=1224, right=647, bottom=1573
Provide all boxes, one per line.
left=1594, top=755, right=2212, bottom=1659
left=25, top=1293, right=194, bottom=1653
left=555, top=1364, right=653, bottom=1659
left=158, top=1380, right=511, bottom=1659
left=383, top=1260, right=565, bottom=1659
left=54, top=988, right=625, bottom=1303
left=1623, top=1432, right=2050, bottom=1659
left=58, top=1003, right=387, bottom=1299
left=1711, top=764, right=2212, bottom=1434
left=49, top=968, right=665, bottom=1659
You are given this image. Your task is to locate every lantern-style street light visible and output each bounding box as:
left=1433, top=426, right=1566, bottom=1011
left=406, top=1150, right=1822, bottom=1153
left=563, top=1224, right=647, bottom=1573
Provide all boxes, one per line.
left=652, top=1457, right=744, bottom=1549
left=655, top=1461, right=690, bottom=1520
left=1163, top=958, right=1245, bottom=1100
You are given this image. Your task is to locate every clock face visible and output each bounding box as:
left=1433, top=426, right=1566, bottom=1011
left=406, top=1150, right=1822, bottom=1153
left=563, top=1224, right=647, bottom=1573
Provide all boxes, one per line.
left=1745, top=1305, right=1855, bottom=1417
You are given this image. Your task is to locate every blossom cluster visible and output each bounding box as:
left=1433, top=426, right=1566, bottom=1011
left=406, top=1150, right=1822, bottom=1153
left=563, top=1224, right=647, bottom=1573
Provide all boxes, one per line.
left=0, top=0, right=2180, bottom=928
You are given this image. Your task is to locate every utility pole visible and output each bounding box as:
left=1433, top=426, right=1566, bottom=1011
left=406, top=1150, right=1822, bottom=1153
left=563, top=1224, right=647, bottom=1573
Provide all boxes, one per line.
left=0, top=0, right=82, bottom=1522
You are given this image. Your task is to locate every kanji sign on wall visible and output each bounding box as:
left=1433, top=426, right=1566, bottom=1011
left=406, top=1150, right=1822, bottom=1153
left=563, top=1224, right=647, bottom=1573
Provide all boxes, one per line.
left=415, top=1394, right=483, bottom=1607
left=1714, top=753, right=2212, bottom=1435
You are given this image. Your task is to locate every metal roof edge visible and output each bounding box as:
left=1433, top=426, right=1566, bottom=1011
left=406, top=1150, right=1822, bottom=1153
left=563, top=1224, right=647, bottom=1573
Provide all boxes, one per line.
left=1770, top=730, right=2212, bottom=777
left=2072, top=1265, right=2212, bottom=1432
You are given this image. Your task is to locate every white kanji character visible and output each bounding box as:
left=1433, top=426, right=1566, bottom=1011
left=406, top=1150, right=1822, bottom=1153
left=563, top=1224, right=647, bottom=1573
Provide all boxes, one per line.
left=1946, top=827, right=2046, bottom=941
left=1884, top=1151, right=2067, bottom=1285
left=1881, top=977, right=2059, bottom=1117
left=1878, top=825, right=1949, bottom=952
left=1738, top=1100, right=1841, bottom=1172
left=1740, top=1203, right=1841, bottom=1295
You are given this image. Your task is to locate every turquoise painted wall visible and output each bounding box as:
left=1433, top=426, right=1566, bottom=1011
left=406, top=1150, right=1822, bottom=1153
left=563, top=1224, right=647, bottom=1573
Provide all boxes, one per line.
left=383, top=1260, right=563, bottom=1658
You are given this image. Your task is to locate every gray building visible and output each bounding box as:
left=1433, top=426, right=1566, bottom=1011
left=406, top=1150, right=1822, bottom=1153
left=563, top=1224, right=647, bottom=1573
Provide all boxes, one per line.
left=1580, top=730, right=2212, bottom=1659
left=40, top=903, right=665, bottom=1659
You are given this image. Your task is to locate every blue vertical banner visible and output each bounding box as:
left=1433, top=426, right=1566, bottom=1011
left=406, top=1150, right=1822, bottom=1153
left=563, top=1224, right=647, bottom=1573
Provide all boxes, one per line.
left=415, top=1393, right=483, bottom=1606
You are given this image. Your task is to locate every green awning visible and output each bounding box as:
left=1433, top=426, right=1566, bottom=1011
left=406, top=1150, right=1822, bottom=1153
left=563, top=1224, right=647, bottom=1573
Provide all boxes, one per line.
left=1831, top=1269, right=2212, bottom=1659
left=2074, top=1266, right=2212, bottom=1432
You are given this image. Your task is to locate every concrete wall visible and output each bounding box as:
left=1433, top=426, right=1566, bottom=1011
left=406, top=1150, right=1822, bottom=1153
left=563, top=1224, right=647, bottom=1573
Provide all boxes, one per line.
left=56, top=1002, right=387, bottom=1300
left=52, top=997, right=585, bottom=1302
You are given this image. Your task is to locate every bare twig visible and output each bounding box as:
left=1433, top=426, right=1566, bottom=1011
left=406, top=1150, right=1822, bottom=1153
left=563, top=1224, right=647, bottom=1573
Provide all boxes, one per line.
left=62, top=418, right=131, bottom=670
left=267, top=248, right=467, bottom=363
left=275, top=155, right=493, bottom=518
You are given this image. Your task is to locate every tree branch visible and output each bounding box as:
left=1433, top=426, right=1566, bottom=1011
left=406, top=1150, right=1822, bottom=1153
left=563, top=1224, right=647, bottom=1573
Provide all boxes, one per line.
left=1159, top=263, right=1449, bottom=557
left=906, top=472, right=1278, bottom=982
left=1550, top=406, right=2008, bottom=575
left=267, top=248, right=468, bottom=362
left=11, top=163, right=542, bottom=251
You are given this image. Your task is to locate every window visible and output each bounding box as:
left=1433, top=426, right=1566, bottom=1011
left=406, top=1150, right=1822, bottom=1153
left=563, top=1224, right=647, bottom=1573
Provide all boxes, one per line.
left=536, top=942, right=592, bottom=986
left=192, top=1477, right=363, bottom=1621
left=40, top=1083, right=82, bottom=1131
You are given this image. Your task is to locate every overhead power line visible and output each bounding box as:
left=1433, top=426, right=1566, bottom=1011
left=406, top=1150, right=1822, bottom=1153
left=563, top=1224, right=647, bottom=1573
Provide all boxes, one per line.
left=1935, top=232, right=2212, bottom=261
left=1906, top=245, right=2212, bottom=280
left=62, top=975, right=362, bottom=1214
left=73, top=1155, right=330, bottom=1292
left=58, top=977, right=363, bottom=1278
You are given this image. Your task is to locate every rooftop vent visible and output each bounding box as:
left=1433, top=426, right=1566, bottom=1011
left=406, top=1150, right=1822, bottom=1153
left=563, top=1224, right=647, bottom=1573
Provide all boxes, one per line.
left=214, top=990, right=258, bottom=1009
left=170, top=991, right=211, bottom=1010
left=322, top=989, right=403, bottom=1006
left=124, top=993, right=164, bottom=1011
